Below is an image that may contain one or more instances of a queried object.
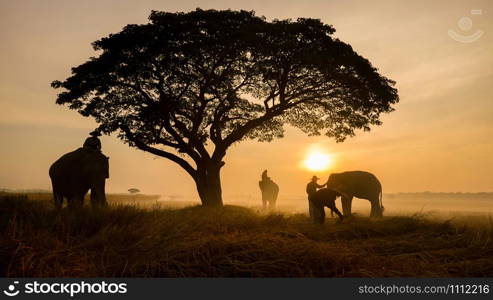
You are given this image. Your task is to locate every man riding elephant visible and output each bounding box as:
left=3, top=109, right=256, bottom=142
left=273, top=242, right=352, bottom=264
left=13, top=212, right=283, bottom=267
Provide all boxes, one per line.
left=49, top=131, right=109, bottom=208
left=82, top=130, right=102, bottom=152
left=259, top=170, right=279, bottom=210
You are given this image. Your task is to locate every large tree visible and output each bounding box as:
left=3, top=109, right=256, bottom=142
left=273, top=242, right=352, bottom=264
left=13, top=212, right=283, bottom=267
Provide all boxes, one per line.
left=52, top=9, right=399, bottom=206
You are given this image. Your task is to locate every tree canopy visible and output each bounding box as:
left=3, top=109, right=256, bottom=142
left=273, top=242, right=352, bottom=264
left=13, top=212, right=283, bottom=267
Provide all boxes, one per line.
left=52, top=9, right=399, bottom=206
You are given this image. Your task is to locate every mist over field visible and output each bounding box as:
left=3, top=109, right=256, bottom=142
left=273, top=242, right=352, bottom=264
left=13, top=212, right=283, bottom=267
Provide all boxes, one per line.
left=4, top=189, right=492, bottom=217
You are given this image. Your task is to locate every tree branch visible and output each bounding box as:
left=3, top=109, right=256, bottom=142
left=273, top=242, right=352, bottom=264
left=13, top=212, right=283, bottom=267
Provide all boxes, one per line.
left=120, top=125, right=197, bottom=178
left=222, top=96, right=307, bottom=148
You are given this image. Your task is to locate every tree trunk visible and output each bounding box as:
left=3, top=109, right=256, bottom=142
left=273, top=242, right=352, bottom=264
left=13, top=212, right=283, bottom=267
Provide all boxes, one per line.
left=195, top=162, right=223, bottom=207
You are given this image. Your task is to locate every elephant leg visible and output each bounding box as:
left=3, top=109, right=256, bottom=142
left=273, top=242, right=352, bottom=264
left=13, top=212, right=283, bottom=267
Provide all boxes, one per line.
left=262, top=197, right=267, bottom=210
left=76, top=195, right=85, bottom=207
left=341, top=196, right=353, bottom=217
left=90, top=189, right=106, bottom=207
left=273, top=189, right=279, bottom=208
left=67, top=197, right=74, bottom=208
left=68, top=195, right=84, bottom=208
left=53, top=193, right=63, bottom=210
left=91, top=181, right=107, bottom=207
left=317, top=205, right=326, bottom=224
left=370, top=198, right=383, bottom=217
left=100, top=196, right=108, bottom=207
left=93, top=195, right=108, bottom=208
left=90, top=190, right=98, bottom=207
left=328, top=203, right=344, bottom=221
left=270, top=194, right=277, bottom=210
left=310, top=203, right=325, bottom=224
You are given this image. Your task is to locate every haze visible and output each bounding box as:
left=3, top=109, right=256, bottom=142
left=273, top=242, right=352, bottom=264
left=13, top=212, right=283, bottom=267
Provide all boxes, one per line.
left=1, top=0, right=492, bottom=203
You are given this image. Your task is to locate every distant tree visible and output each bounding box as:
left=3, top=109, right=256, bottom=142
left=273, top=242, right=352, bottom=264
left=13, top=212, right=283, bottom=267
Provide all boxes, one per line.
left=52, top=9, right=399, bottom=207
left=128, top=188, right=140, bottom=194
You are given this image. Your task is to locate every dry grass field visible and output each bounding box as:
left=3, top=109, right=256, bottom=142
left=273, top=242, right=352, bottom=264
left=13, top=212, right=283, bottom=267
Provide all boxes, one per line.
left=1, top=192, right=492, bottom=277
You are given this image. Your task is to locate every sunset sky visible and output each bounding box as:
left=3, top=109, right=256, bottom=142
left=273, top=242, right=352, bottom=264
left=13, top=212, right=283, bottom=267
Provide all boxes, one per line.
left=0, top=0, right=492, bottom=202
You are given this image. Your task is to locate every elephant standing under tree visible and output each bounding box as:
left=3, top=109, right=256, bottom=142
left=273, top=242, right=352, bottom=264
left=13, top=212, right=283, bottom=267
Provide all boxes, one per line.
left=259, top=170, right=279, bottom=210
left=49, top=133, right=109, bottom=208
left=326, top=171, right=383, bottom=217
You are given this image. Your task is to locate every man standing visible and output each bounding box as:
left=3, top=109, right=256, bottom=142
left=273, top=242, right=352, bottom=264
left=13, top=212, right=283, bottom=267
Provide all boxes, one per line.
left=306, top=176, right=326, bottom=221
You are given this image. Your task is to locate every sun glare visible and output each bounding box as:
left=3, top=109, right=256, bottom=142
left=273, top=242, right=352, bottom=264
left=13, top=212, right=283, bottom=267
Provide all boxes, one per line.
left=303, top=151, right=333, bottom=171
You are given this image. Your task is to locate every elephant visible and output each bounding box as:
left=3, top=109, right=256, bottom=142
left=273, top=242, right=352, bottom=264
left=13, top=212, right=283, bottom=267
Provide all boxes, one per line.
left=326, top=171, right=383, bottom=217
left=49, top=147, right=109, bottom=209
left=309, top=188, right=344, bottom=224
left=259, top=170, right=279, bottom=210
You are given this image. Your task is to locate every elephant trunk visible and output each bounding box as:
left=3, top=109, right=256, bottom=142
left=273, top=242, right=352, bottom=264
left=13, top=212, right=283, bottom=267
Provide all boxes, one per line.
left=91, top=180, right=107, bottom=207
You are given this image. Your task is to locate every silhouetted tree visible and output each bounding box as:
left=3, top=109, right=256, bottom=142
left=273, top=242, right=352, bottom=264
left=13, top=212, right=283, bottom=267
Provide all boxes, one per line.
left=52, top=9, right=399, bottom=207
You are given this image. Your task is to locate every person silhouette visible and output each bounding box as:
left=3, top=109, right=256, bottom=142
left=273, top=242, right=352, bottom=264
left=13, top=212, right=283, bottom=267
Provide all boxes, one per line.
left=306, top=175, right=326, bottom=221
left=83, top=131, right=102, bottom=152
left=261, top=170, right=269, bottom=181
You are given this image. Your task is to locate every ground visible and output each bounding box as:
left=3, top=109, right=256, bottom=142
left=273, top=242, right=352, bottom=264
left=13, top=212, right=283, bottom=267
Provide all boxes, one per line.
left=1, top=193, right=492, bottom=277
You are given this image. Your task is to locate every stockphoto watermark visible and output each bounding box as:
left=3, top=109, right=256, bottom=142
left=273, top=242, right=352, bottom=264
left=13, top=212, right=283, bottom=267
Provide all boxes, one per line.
left=2, top=280, right=127, bottom=297
left=448, top=9, right=484, bottom=43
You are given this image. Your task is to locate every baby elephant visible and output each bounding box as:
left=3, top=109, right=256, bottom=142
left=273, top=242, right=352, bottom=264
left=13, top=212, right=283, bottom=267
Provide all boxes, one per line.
left=309, top=188, right=343, bottom=224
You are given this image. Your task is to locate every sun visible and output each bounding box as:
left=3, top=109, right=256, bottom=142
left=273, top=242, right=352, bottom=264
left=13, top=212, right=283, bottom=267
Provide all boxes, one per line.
left=303, top=151, right=333, bottom=171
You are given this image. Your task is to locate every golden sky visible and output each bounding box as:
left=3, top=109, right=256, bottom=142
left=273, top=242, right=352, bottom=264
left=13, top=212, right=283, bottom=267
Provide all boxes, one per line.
left=0, top=0, right=492, bottom=202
